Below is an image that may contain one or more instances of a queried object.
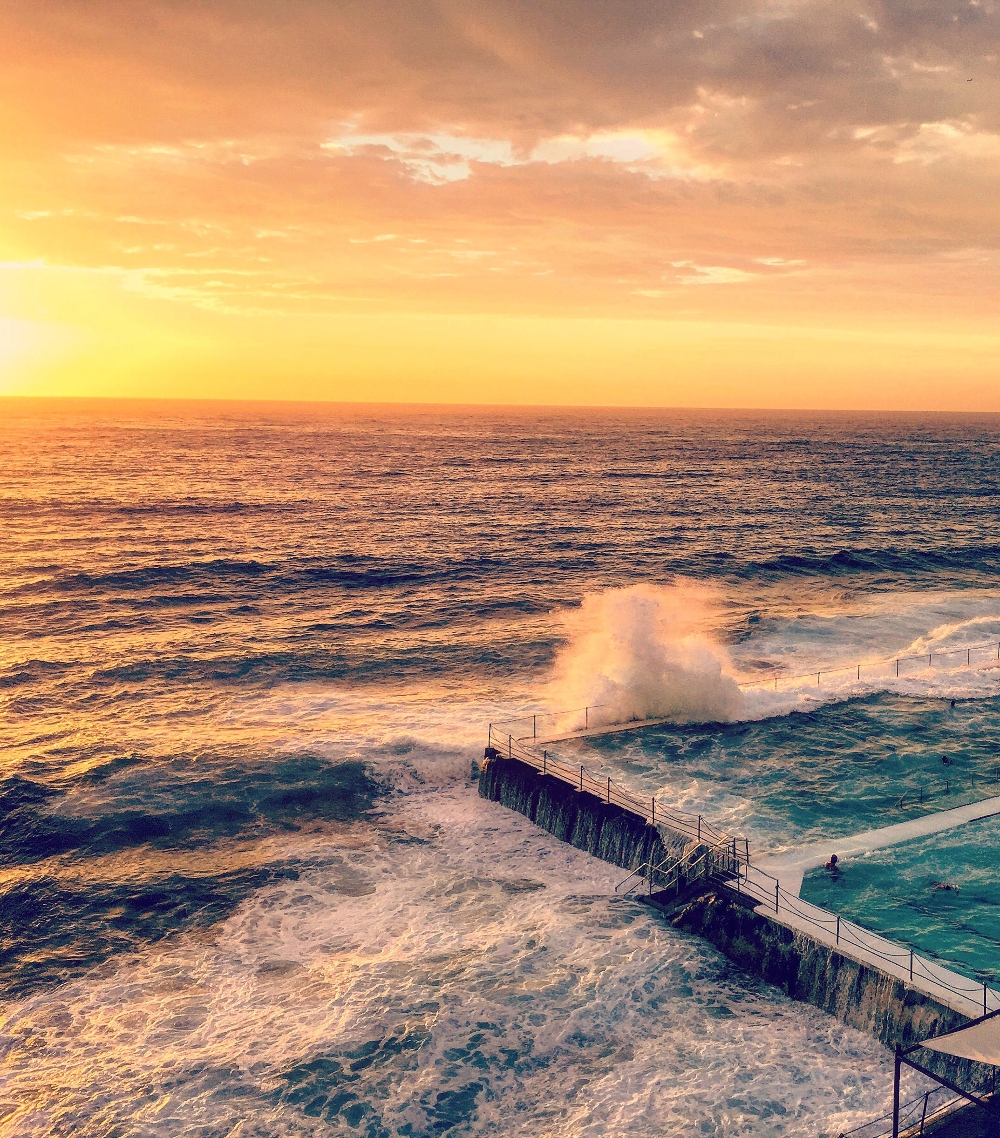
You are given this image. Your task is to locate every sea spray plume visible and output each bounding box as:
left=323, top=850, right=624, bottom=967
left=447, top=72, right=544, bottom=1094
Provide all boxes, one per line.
left=546, top=583, right=745, bottom=726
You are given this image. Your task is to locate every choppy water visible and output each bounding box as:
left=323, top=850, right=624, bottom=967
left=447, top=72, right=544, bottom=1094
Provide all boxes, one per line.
left=2, top=400, right=1000, bottom=1137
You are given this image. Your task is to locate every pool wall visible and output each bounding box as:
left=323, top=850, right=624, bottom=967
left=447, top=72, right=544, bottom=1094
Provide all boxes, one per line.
left=478, top=752, right=693, bottom=874
left=480, top=755, right=997, bottom=1095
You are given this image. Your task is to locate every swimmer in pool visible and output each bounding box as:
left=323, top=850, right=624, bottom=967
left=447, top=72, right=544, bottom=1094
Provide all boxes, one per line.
left=824, top=854, right=839, bottom=875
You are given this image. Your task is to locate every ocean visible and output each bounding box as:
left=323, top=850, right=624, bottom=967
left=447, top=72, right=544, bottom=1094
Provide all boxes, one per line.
left=2, top=399, right=1000, bottom=1137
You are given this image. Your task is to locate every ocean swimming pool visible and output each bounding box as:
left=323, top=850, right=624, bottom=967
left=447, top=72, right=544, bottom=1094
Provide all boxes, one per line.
left=571, top=692, right=1000, bottom=855
left=798, top=815, right=1000, bottom=985
left=563, top=686, right=1000, bottom=991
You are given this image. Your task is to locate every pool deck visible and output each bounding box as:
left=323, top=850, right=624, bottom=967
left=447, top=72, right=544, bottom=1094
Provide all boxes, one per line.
left=753, top=794, right=1000, bottom=899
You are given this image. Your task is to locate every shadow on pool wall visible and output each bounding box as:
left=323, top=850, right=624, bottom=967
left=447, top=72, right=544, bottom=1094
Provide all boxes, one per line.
left=479, top=755, right=998, bottom=1097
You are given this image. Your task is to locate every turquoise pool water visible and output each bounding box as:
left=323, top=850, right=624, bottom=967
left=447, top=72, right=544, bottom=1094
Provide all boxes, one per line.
left=799, top=816, right=1000, bottom=983
left=577, top=693, right=1000, bottom=852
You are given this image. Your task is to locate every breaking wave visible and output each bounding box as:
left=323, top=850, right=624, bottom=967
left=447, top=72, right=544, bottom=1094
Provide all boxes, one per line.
left=546, top=582, right=745, bottom=726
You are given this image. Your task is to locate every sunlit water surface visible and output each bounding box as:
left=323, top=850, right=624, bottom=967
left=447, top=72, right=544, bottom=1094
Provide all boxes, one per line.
left=2, top=401, right=1000, bottom=1136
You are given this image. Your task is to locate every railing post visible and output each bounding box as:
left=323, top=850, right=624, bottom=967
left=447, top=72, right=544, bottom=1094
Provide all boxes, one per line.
left=697, top=816, right=702, bottom=842
left=607, top=777, right=611, bottom=804
left=508, top=734, right=512, bottom=760
left=817, top=671, right=820, bottom=685
left=857, top=665, right=861, bottom=680
left=651, top=798, right=655, bottom=826
left=579, top=766, right=584, bottom=792
left=985, top=982, right=989, bottom=1016
left=896, top=658, right=899, bottom=677
left=775, top=881, right=779, bottom=914
left=542, top=751, right=547, bottom=775
left=585, top=706, right=589, bottom=730
left=836, top=916, right=840, bottom=944
left=892, top=1049, right=901, bottom=1138
left=533, top=714, right=536, bottom=739
left=909, top=949, right=914, bottom=981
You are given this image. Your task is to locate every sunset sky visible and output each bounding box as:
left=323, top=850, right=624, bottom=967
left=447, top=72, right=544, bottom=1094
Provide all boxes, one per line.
left=2, top=1, right=1000, bottom=408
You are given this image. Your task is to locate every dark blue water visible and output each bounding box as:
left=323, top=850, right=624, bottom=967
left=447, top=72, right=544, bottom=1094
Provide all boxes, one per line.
left=3, top=400, right=1000, bottom=1137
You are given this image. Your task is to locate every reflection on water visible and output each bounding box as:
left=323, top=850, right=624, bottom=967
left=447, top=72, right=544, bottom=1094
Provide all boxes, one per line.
left=3, top=403, right=1000, bottom=1134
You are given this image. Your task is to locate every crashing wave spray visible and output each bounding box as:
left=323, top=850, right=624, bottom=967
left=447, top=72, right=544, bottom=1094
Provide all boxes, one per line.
left=546, top=582, right=745, bottom=726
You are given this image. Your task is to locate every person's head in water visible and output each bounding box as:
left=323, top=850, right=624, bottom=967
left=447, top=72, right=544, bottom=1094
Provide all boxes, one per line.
left=951, top=700, right=956, bottom=708
left=825, top=854, right=839, bottom=872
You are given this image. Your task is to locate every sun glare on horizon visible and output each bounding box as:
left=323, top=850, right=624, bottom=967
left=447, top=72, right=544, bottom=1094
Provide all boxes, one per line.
left=2, top=3, right=1000, bottom=408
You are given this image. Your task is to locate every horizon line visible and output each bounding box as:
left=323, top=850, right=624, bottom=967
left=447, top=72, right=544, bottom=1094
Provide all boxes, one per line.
left=3, top=395, right=1000, bottom=417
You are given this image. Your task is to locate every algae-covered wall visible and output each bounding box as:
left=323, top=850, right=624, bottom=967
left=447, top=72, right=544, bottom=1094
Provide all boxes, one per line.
left=673, top=890, right=995, bottom=1095
left=480, top=754, right=997, bottom=1096
left=478, top=754, right=693, bottom=877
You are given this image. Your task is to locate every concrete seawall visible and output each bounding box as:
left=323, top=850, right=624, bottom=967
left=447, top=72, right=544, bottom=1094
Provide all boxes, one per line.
left=478, top=752, right=695, bottom=874
left=479, top=754, right=997, bottom=1096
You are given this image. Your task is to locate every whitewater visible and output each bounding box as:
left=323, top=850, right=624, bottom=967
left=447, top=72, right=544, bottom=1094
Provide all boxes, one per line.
left=2, top=401, right=1000, bottom=1136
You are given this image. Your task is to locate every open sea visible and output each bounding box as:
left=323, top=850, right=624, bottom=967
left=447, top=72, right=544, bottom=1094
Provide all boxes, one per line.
left=2, top=399, right=1000, bottom=1137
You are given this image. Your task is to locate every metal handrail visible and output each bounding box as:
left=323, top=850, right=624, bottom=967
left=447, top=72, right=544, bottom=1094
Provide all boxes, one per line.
left=837, top=1085, right=962, bottom=1138
left=894, top=767, right=1000, bottom=810
left=738, top=638, right=1000, bottom=690
left=615, top=839, right=735, bottom=898
left=491, top=640, right=1000, bottom=738
left=486, top=724, right=748, bottom=855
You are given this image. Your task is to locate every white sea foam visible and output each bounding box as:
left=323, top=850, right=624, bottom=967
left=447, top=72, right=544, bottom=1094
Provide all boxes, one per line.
left=0, top=753, right=930, bottom=1138
left=538, top=584, right=1000, bottom=730
left=738, top=589, right=1000, bottom=719
left=6, top=591, right=990, bottom=1134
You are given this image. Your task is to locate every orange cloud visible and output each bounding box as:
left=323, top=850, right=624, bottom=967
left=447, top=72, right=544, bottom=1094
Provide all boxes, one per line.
left=2, top=1, right=1000, bottom=406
